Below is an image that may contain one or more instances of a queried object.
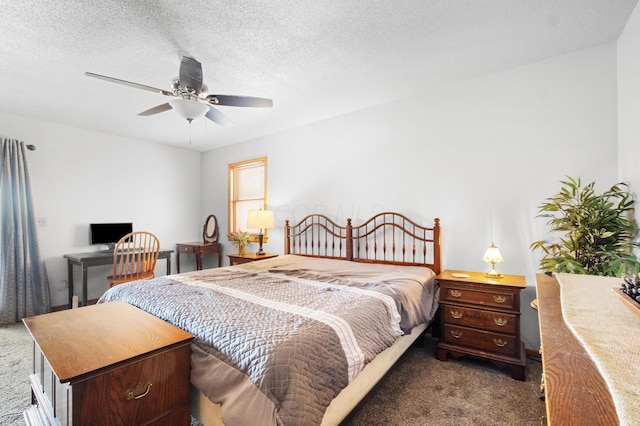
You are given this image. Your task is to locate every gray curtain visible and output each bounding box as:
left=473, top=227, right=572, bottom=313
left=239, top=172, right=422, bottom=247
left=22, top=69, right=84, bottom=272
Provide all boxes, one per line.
left=0, top=139, right=50, bottom=324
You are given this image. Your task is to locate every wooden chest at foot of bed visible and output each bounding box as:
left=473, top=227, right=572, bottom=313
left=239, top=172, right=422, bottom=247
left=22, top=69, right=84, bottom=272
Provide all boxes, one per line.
left=22, top=301, right=194, bottom=425
left=434, top=270, right=527, bottom=381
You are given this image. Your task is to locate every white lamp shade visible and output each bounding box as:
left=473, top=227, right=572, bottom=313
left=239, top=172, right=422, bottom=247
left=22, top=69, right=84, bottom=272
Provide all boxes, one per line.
left=169, top=98, right=209, bottom=121
left=483, top=243, right=504, bottom=264
left=247, top=210, right=274, bottom=230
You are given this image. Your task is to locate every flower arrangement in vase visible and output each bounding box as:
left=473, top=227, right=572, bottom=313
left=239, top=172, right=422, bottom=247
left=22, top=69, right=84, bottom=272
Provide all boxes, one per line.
left=230, top=231, right=252, bottom=255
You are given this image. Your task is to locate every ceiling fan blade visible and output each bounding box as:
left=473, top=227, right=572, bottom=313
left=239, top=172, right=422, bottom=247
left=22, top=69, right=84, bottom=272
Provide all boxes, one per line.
left=138, top=103, right=172, bottom=116
left=207, top=95, right=273, bottom=108
left=85, top=72, right=173, bottom=96
left=179, top=57, right=203, bottom=94
left=205, top=106, right=233, bottom=127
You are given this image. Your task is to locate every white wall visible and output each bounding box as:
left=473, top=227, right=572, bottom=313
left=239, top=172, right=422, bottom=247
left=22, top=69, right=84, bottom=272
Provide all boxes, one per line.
left=202, top=43, right=620, bottom=349
left=0, top=40, right=624, bottom=348
left=0, top=113, right=202, bottom=307
left=618, top=3, right=640, bottom=228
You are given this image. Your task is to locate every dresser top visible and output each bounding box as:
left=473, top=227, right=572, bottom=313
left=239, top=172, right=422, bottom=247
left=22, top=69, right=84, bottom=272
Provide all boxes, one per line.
left=436, top=270, right=526, bottom=288
left=23, top=301, right=193, bottom=383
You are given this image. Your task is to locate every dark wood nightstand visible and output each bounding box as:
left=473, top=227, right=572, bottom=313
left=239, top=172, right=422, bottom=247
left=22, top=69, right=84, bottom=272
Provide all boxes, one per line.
left=23, top=301, right=194, bottom=425
left=228, top=252, right=278, bottom=265
left=435, top=270, right=527, bottom=380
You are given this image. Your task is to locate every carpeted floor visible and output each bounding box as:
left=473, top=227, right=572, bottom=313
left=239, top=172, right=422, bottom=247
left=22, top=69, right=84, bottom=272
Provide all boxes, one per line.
left=1, top=322, right=545, bottom=425
left=343, top=336, right=545, bottom=425
left=0, top=322, right=32, bottom=426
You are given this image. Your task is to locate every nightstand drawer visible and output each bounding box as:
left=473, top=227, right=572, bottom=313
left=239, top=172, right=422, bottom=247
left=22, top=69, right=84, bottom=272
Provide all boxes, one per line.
left=441, top=305, right=517, bottom=334
left=441, top=284, right=516, bottom=311
left=442, top=324, right=517, bottom=356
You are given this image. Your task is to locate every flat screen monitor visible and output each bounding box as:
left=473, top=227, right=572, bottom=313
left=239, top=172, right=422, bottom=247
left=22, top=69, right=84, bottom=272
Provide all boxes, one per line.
left=90, top=223, right=132, bottom=248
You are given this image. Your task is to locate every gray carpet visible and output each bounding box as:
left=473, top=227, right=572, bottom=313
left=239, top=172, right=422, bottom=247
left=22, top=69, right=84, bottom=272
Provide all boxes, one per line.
left=1, top=322, right=545, bottom=425
left=0, top=322, right=32, bottom=426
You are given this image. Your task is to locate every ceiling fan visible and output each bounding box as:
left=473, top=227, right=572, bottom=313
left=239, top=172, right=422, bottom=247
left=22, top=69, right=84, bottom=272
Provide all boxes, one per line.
left=85, top=56, right=273, bottom=126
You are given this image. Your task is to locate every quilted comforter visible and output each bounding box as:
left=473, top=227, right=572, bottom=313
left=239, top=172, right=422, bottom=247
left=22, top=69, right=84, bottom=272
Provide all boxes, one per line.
left=98, top=255, right=438, bottom=425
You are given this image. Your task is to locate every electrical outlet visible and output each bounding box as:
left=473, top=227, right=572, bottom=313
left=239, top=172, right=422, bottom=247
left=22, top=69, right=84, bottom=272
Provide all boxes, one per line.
left=36, top=217, right=47, bottom=227
left=57, top=280, right=68, bottom=292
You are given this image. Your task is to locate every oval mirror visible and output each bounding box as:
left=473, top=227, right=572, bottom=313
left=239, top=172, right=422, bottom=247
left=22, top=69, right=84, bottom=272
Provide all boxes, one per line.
left=203, top=214, right=218, bottom=243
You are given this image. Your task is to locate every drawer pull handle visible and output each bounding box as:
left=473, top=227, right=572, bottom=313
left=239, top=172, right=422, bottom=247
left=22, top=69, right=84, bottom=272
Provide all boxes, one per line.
left=450, top=290, right=462, bottom=298
left=450, top=330, right=463, bottom=339
left=126, top=381, right=152, bottom=400
left=493, top=295, right=507, bottom=304
left=493, top=338, right=508, bottom=347
left=494, top=318, right=508, bottom=326
left=450, top=310, right=463, bottom=319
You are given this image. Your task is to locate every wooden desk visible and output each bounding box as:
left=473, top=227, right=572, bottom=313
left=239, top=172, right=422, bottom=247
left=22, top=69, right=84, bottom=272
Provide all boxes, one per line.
left=176, top=242, right=222, bottom=272
left=536, top=273, right=619, bottom=425
left=23, top=301, right=193, bottom=425
left=64, top=249, right=173, bottom=308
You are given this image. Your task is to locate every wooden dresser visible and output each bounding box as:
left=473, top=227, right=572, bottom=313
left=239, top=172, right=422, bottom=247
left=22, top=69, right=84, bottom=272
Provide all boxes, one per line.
left=536, top=273, right=618, bottom=425
left=435, top=270, right=527, bottom=380
left=22, top=301, right=194, bottom=425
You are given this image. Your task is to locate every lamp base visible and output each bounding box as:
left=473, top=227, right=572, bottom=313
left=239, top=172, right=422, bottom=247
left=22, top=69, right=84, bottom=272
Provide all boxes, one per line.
left=256, top=233, right=266, bottom=255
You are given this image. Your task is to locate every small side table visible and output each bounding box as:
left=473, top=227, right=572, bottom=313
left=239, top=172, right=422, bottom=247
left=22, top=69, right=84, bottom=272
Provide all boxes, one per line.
left=228, top=252, right=278, bottom=266
left=435, top=270, right=527, bottom=380
left=176, top=242, right=222, bottom=273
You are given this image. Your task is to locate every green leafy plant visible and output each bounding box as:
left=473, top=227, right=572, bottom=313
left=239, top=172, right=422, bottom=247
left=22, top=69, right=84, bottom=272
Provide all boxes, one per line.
left=530, top=176, right=640, bottom=277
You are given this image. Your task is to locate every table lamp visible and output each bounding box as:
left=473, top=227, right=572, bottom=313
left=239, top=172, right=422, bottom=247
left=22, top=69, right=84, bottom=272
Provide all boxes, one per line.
left=247, top=209, right=274, bottom=255
left=483, top=243, right=504, bottom=278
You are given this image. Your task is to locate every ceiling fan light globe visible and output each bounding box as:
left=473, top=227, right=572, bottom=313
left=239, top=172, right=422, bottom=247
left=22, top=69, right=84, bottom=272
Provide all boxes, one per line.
left=169, top=98, right=209, bottom=121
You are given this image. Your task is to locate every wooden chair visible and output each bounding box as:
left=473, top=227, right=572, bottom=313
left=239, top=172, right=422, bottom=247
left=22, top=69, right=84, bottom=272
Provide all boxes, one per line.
left=107, top=231, right=160, bottom=287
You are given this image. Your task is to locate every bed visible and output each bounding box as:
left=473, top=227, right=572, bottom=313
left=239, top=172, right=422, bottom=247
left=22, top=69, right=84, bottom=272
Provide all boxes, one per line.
left=98, top=212, right=442, bottom=425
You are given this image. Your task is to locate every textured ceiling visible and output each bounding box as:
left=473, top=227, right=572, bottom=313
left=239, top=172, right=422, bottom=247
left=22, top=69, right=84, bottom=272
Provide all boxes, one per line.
left=1, top=1, right=637, bottom=152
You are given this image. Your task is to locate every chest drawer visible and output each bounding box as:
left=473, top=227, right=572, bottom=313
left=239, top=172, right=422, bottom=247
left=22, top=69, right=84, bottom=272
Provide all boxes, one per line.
left=441, top=304, right=517, bottom=334
left=441, top=283, right=516, bottom=311
left=442, top=324, right=517, bottom=356
left=72, top=344, right=191, bottom=425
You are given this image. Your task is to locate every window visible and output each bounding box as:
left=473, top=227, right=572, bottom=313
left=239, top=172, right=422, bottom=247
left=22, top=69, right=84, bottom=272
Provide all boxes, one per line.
left=228, top=157, right=268, bottom=240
